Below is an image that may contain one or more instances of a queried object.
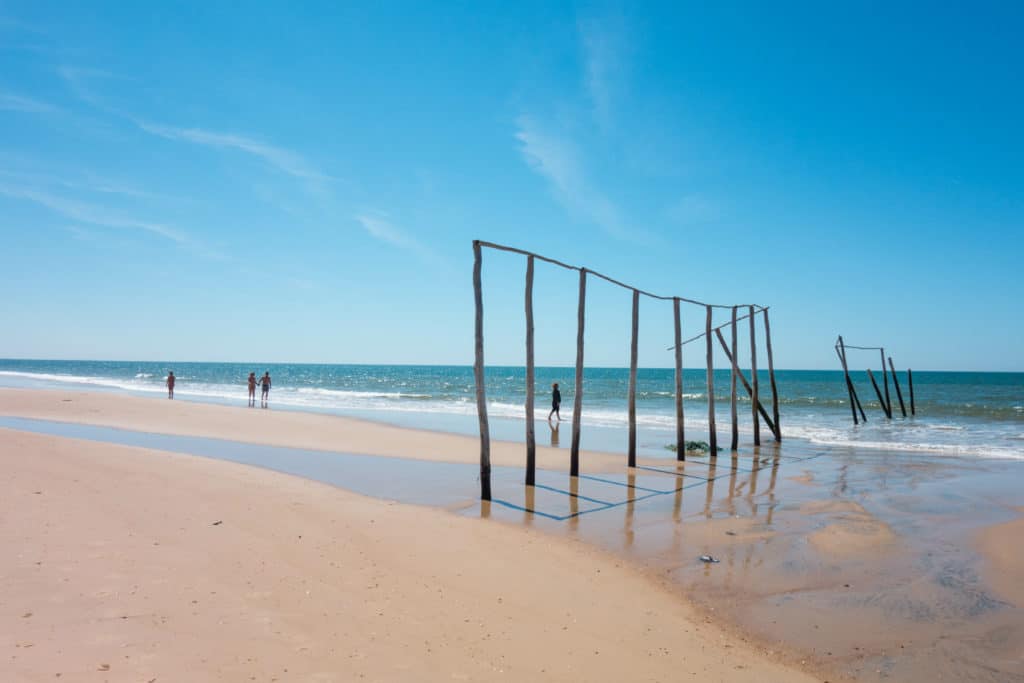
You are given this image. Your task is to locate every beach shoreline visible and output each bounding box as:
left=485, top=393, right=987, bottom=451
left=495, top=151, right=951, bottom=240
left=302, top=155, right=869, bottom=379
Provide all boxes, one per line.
left=3, top=387, right=1023, bottom=681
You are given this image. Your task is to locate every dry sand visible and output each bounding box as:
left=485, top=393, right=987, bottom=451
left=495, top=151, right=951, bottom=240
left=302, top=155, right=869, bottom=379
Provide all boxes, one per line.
left=0, top=419, right=816, bottom=681
left=0, top=388, right=646, bottom=474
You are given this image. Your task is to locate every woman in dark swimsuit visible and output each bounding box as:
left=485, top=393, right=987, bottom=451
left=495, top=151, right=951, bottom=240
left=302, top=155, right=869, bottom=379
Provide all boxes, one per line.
left=247, top=372, right=257, bottom=407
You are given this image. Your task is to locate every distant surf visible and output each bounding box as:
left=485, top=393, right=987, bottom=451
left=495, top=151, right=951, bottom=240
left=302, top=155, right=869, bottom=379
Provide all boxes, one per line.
left=1, top=361, right=1021, bottom=460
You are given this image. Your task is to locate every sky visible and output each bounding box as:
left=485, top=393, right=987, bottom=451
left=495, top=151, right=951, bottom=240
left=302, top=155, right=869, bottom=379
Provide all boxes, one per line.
left=1, top=2, right=1022, bottom=371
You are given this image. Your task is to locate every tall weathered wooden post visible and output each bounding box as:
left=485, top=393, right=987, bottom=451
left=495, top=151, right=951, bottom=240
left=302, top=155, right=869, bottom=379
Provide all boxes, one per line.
left=749, top=305, right=760, bottom=446
left=627, top=289, right=639, bottom=467
left=836, top=336, right=860, bottom=425
left=880, top=348, right=892, bottom=418
left=524, top=255, right=536, bottom=485
left=705, top=306, right=717, bottom=456
left=908, top=369, right=915, bottom=415
left=673, top=298, right=685, bottom=461
left=472, top=241, right=492, bottom=500
left=729, top=306, right=739, bottom=451
left=570, top=268, right=587, bottom=477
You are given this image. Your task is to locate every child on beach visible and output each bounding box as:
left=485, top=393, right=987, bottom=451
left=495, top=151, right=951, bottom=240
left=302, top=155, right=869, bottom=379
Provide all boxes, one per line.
left=548, top=382, right=561, bottom=421
left=247, top=372, right=257, bottom=407
left=166, top=371, right=175, bottom=400
left=258, top=372, right=271, bottom=407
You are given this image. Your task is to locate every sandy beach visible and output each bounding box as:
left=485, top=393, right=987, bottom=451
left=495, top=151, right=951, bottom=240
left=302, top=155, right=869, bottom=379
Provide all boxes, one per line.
left=1, top=390, right=817, bottom=682
left=3, top=387, right=1023, bottom=682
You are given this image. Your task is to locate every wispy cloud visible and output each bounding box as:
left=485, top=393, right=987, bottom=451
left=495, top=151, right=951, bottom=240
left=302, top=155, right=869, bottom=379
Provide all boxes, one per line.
left=56, top=65, right=118, bottom=110
left=578, top=17, right=624, bottom=129
left=0, top=183, right=187, bottom=243
left=515, top=115, right=625, bottom=238
left=354, top=212, right=434, bottom=259
left=0, top=92, right=59, bottom=114
left=137, top=121, right=329, bottom=184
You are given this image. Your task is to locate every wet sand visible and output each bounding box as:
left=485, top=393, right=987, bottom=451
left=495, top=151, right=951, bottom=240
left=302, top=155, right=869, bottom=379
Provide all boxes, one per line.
left=3, top=387, right=1024, bottom=681
left=0, top=428, right=814, bottom=682
left=0, top=387, right=649, bottom=473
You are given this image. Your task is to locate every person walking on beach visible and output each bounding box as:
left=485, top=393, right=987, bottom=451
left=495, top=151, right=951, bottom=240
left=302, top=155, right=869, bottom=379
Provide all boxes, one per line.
left=548, top=382, right=561, bottom=421
left=258, top=371, right=271, bottom=407
left=247, top=372, right=257, bottom=407
left=166, top=371, right=175, bottom=400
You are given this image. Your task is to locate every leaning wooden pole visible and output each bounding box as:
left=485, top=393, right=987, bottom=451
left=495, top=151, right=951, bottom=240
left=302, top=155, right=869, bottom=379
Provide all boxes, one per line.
left=867, top=368, right=889, bottom=418
left=763, top=309, right=781, bottom=441
left=749, top=305, right=760, bottom=446
left=705, top=306, right=717, bottom=457
left=524, top=255, right=536, bottom=485
left=888, top=356, right=907, bottom=418
left=908, top=368, right=916, bottom=415
left=472, top=241, right=492, bottom=500
left=729, top=306, right=739, bottom=451
left=880, top=348, right=892, bottom=419
left=715, top=329, right=779, bottom=436
left=627, top=289, right=639, bottom=468
left=836, top=337, right=860, bottom=425
left=570, top=269, right=587, bottom=477
left=673, top=298, right=685, bottom=461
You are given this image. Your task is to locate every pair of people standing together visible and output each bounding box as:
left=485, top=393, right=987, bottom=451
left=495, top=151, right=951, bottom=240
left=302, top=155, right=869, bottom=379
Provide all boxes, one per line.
left=248, top=372, right=271, bottom=407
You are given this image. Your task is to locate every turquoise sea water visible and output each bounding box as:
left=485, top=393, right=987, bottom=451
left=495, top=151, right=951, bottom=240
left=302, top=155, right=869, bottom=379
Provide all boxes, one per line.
left=1, top=359, right=1021, bottom=460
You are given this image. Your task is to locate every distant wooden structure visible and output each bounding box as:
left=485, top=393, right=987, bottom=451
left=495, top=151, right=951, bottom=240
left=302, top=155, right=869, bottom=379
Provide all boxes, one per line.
left=473, top=240, right=780, bottom=501
left=834, top=336, right=914, bottom=424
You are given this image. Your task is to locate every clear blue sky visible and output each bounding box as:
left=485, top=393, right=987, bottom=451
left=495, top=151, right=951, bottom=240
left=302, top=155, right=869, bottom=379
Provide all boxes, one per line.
left=1, top=2, right=1021, bottom=370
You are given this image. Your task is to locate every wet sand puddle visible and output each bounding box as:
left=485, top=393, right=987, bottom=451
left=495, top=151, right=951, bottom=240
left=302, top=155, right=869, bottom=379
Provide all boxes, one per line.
left=2, top=417, right=1022, bottom=682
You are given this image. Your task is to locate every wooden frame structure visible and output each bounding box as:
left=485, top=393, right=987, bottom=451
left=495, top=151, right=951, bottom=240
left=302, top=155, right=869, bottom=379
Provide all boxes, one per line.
left=473, top=240, right=780, bottom=501
left=834, top=336, right=914, bottom=424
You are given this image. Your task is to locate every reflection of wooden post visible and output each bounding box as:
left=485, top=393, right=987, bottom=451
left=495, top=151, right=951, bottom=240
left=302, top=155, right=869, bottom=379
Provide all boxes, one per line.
left=673, top=298, right=685, bottom=461
left=627, top=289, right=639, bottom=467
left=867, top=368, right=889, bottom=418
left=880, top=349, right=892, bottom=418
left=763, top=309, right=781, bottom=441
left=888, top=357, right=907, bottom=418
left=524, top=255, right=536, bottom=485
left=908, top=368, right=915, bottom=415
left=705, top=306, right=717, bottom=457
left=749, top=306, right=760, bottom=446
left=472, top=241, right=491, bottom=500
left=836, top=337, right=860, bottom=425
left=570, top=269, right=587, bottom=476
left=729, top=306, right=739, bottom=451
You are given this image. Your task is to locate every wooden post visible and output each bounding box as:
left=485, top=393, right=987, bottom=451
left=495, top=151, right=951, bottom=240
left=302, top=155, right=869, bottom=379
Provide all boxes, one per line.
left=880, top=348, right=892, bottom=418
left=763, top=309, right=781, bottom=441
left=836, top=337, right=859, bottom=425
left=705, top=306, right=717, bottom=457
left=715, top=329, right=778, bottom=436
left=749, top=306, right=760, bottom=446
left=570, top=269, right=587, bottom=476
left=729, top=306, right=739, bottom=451
left=627, top=289, right=639, bottom=467
left=888, top=356, right=907, bottom=418
left=852, top=380, right=867, bottom=423
left=908, top=368, right=915, bottom=415
left=867, top=368, right=890, bottom=418
left=673, top=298, right=685, bottom=461
left=524, top=255, right=536, bottom=485
left=472, top=241, right=491, bottom=500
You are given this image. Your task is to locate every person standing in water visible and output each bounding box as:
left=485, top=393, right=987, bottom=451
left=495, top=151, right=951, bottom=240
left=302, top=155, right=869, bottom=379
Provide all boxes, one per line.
left=257, top=371, right=271, bottom=407
left=548, top=382, right=561, bottom=421
left=247, top=372, right=257, bottom=407
left=166, top=371, right=176, bottom=400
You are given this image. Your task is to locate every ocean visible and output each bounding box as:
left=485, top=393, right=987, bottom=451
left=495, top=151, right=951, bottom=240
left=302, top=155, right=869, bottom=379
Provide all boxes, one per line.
left=1, top=359, right=1022, bottom=460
